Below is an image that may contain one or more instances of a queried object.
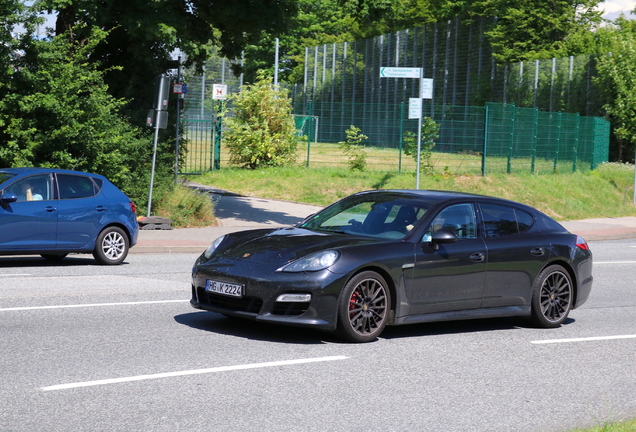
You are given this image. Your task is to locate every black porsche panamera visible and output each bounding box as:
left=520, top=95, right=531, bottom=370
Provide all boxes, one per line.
left=191, top=190, right=593, bottom=342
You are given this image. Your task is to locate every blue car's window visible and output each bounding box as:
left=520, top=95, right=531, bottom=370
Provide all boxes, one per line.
left=301, top=194, right=429, bottom=239
left=57, top=174, right=99, bottom=199
left=4, top=174, right=52, bottom=202
left=0, top=172, right=16, bottom=185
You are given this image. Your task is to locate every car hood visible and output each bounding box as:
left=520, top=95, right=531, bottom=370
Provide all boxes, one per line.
left=210, top=227, right=382, bottom=267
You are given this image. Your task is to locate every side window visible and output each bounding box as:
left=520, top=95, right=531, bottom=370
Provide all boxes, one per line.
left=57, top=174, right=99, bottom=200
left=480, top=203, right=533, bottom=237
left=515, top=209, right=534, bottom=233
left=4, top=174, right=52, bottom=202
left=422, top=203, right=477, bottom=242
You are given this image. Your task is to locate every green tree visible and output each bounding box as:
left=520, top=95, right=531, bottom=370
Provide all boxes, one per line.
left=224, top=73, right=299, bottom=169
left=593, top=16, right=636, bottom=162
left=0, top=28, right=157, bottom=207
left=403, top=117, right=439, bottom=174
left=33, top=0, right=298, bottom=118
left=339, top=125, right=368, bottom=171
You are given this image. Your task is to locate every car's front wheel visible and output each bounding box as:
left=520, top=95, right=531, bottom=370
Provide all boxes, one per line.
left=93, top=226, right=129, bottom=265
left=531, top=264, right=573, bottom=327
left=336, top=271, right=391, bottom=343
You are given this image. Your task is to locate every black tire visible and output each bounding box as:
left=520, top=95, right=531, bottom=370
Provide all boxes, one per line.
left=531, top=265, right=573, bottom=328
left=336, top=271, right=391, bottom=343
left=40, top=253, right=68, bottom=261
left=93, top=226, right=129, bottom=265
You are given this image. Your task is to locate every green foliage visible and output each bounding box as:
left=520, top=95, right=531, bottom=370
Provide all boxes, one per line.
left=223, top=73, right=299, bottom=169
left=593, top=17, right=636, bottom=162
left=465, top=0, right=604, bottom=63
left=403, top=117, right=439, bottom=174
left=33, top=0, right=298, bottom=121
left=0, top=27, right=169, bottom=213
left=339, top=125, right=368, bottom=171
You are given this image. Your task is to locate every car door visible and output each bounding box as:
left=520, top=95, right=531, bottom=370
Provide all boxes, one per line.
left=478, top=202, right=552, bottom=308
left=0, top=174, right=58, bottom=251
left=55, top=173, right=106, bottom=249
left=403, top=203, right=487, bottom=315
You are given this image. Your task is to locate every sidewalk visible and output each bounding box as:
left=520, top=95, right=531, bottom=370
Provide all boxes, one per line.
left=133, top=191, right=636, bottom=254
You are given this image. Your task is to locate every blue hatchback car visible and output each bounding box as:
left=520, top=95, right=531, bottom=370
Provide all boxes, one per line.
left=0, top=168, right=139, bottom=265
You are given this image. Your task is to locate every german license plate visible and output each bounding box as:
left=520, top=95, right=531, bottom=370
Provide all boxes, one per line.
left=205, top=280, right=243, bottom=298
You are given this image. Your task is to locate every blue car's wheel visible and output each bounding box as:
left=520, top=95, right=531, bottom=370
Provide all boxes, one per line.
left=337, top=271, right=390, bottom=343
left=93, top=226, right=129, bottom=265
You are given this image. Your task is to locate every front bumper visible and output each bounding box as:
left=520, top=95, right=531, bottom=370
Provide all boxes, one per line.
left=191, top=262, right=347, bottom=331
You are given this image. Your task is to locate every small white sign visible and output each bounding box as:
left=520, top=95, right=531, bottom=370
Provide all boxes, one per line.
left=408, top=98, right=422, bottom=119
left=212, top=84, right=228, bottom=100
left=380, top=67, right=422, bottom=79
left=421, top=78, right=434, bottom=99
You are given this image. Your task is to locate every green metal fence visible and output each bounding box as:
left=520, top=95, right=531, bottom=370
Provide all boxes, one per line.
left=292, top=101, right=609, bottom=175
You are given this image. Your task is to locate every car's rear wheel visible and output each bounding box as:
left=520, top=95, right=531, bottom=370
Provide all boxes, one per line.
left=337, top=271, right=391, bottom=343
left=40, top=253, right=68, bottom=261
left=531, top=264, right=573, bottom=327
left=93, top=226, right=129, bottom=265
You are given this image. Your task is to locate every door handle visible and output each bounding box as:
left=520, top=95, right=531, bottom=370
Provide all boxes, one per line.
left=45, top=206, right=56, bottom=213
left=470, top=252, right=485, bottom=262
left=96, top=206, right=106, bottom=212
left=531, top=247, right=545, bottom=256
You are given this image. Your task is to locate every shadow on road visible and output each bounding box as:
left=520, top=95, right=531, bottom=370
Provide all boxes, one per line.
left=174, top=311, right=333, bottom=345
left=175, top=311, right=574, bottom=344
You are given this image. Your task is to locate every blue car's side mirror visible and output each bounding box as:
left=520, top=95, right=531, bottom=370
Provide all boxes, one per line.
left=1, top=193, right=18, bottom=204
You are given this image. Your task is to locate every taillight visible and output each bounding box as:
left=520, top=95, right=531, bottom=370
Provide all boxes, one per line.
left=129, top=201, right=137, bottom=214
left=575, top=235, right=589, bottom=251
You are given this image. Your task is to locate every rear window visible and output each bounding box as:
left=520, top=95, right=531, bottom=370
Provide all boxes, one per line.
left=479, top=203, right=535, bottom=237
left=57, top=174, right=100, bottom=199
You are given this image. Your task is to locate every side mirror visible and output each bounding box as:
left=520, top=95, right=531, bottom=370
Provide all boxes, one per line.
left=1, top=193, right=17, bottom=205
left=430, top=228, right=458, bottom=251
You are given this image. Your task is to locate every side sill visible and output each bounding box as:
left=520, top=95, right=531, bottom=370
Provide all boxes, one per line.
left=393, top=306, right=531, bottom=326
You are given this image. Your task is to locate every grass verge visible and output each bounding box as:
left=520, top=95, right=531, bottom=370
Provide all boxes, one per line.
left=570, top=418, right=636, bottom=432
left=187, top=162, right=636, bottom=222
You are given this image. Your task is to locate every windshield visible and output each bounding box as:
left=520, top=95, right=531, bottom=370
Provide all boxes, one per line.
left=300, top=193, right=430, bottom=239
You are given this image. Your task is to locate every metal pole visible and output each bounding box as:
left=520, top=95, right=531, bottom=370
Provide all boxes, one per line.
left=148, top=122, right=160, bottom=217
left=174, top=56, right=181, bottom=183
left=214, top=101, right=223, bottom=170
left=416, top=71, right=423, bottom=189
left=274, top=38, right=279, bottom=86
left=200, top=65, right=205, bottom=119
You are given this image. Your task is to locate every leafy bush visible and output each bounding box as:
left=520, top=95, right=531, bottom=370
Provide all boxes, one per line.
left=339, top=125, right=368, bottom=171
left=154, top=184, right=216, bottom=227
left=403, top=117, right=439, bottom=174
left=223, top=72, right=299, bottom=169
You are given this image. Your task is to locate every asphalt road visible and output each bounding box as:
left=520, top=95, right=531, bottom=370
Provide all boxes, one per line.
left=1, top=239, right=635, bottom=432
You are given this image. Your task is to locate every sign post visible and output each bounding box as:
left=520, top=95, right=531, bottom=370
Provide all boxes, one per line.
left=147, top=74, right=170, bottom=217
left=212, top=84, right=228, bottom=170
left=381, top=67, right=432, bottom=189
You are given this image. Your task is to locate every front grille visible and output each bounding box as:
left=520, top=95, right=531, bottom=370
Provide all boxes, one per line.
left=196, top=287, right=263, bottom=313
left=271, top=302, right=309, bottom=316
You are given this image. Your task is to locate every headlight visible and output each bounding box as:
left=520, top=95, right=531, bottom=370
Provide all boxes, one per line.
left=203, top=235, right=227, bottom=259
left=279, top=250, right=339, bottom=272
